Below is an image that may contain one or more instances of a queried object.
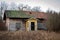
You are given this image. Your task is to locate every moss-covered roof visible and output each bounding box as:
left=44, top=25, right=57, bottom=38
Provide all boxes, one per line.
left=5, top=10, right=33, bottom=18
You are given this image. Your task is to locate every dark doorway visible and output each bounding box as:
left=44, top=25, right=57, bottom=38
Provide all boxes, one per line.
left=31, top=22, right=35, bottom=30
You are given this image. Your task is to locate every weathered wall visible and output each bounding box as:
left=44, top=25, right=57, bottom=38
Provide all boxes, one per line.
left=6, top=18, right=26, bottom=31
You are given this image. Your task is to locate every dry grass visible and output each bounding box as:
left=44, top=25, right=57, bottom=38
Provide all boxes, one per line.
left=0, top=30, right=60, bottom=40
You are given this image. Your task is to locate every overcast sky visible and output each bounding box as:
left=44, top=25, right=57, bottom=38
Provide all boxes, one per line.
left=0, top=0, right=60, bottom=12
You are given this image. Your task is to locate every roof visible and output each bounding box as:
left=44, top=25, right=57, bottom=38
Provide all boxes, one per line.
left=25, top=11, right=48, bottom=19
left=4, top=10, right=48, bottom=19
left=5, top=10, right=34, bottom=18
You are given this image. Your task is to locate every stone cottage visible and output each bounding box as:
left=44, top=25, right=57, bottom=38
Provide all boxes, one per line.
left=3, top=10, right=47, bottom=31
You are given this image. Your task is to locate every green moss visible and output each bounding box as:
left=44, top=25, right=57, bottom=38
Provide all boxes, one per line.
left=5, top=10, right=33, bottom=18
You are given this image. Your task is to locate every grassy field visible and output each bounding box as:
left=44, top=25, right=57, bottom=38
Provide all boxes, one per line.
left=0, top=30, right=60, bottom=40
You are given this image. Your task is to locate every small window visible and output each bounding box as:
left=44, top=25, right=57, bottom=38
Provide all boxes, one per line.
left=16, top=23, right=21, bottom=30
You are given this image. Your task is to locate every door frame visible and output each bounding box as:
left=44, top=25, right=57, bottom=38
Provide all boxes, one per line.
left=26, top=18, right=37, bottom=31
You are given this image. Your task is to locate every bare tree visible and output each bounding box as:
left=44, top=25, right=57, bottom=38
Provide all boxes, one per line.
left=46, top=10, right=60, bottom=31
left=1, top=1, right=8, bottom=10
left=0, top=1, right=8, bottom=20
left=23, top=5, right=31, bottom=11
left=46, top=9, right=54, bottom=14
left=31, top=6, right=41, bottom=12
left=18, top=4, right=31, bottom=11
left=18, top=4, right=24, bottom=10
left=10, top=2, right=17, bottom=10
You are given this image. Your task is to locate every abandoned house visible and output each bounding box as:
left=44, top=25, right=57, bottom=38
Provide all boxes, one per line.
left=3, top=10, right=48, bottom=31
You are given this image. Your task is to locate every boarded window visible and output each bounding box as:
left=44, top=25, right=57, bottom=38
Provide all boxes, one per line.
left=9, top=22, right=16, bottom=31
left=37, top=23, right=47, bottom=30
left=16, top=23, right=21, bottom=30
